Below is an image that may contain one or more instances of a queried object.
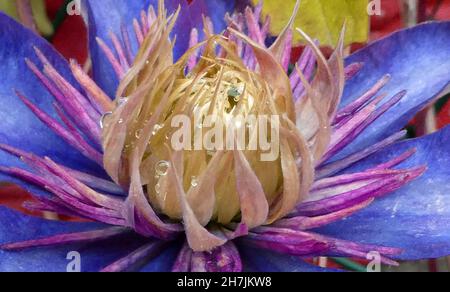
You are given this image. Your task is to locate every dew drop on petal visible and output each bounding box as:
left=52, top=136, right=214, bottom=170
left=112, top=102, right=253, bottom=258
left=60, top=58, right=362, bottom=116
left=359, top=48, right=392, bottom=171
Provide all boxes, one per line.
left=100, top=112, right=113, bottom=129
left=135, top=129, right=143, bottom=139
left=191, top=176, right=199, bottom=188
left=155, top=160, right=170, bottom=176
left=152, top=124, right=164, bottom=135
left=116, top=96, right=129, bottom=107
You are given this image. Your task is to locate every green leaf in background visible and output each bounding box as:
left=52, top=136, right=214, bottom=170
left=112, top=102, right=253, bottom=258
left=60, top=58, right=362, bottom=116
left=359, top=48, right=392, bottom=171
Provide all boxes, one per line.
left=0, top=0, right=53, bottom=36
left=253, top=0, right=369, bottom=46
left=0, top=0, right=19, bottom=19
left=30, top=0, right=54, bottom=36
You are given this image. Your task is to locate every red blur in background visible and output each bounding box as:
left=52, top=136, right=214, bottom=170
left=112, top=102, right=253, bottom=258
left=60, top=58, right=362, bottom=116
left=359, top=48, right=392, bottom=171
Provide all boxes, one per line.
left=46, top=0, right=88, bottom=64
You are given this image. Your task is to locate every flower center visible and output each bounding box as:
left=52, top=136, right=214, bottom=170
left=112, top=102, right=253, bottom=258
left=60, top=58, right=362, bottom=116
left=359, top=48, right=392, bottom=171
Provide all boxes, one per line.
left=101, top=9, right=314, bottom=231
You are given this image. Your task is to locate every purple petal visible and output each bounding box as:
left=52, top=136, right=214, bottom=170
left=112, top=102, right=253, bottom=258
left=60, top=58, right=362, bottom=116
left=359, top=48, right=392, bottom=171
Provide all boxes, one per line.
left=0, top=206, right=139, bottom=271
left=0, top=14, right=104, bottom=187
left=333, top=22, right=450, bottom=161
left=191, top=241, right=242, bottom=272
left=318, top=126, right=450, bottom=260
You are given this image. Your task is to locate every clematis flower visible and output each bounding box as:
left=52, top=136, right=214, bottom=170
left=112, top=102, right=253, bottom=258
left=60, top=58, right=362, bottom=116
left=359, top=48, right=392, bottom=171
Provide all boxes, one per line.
left=0, top=0, right=450, bottom=272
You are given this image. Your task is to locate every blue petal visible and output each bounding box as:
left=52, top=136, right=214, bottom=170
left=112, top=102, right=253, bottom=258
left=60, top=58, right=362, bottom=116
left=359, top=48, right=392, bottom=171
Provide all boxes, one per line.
left=0, top=206, right=142, bottom=272
left=0, top=151, right=50, bottom=197
left=189, top=0, right=236, bottom=32
left=238, top=244, right=340, bottom=272
left=82, top=0, right=199, bottom=97
left=0, top=13, right=103, bottom=182
left=317, top=126, right=450, bottom=260
left=82, top=0, right=154, bottom=97
left=139, top=241, right=181, bottom=272
left=335, top=22, right=450, bottom=161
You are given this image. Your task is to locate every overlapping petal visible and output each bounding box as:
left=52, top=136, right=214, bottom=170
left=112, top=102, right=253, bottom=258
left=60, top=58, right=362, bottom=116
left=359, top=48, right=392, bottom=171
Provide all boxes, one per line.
left=0, top=13, right=103, bottom=189
left=0, top=206, right=178, bottom=272
left=82, top=0, right=236, bottom=96
left=318, top=126, right=450, bottom=260
left=139, top=243, right=181, bottom=272
left=82, top=0, right=155, bottom=96
left=333, top=22, right=450, bottom=161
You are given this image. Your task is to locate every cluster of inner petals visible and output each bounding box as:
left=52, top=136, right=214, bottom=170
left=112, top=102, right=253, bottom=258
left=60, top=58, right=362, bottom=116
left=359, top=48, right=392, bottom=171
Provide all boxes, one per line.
left=101, top=3, right=318, bottom=235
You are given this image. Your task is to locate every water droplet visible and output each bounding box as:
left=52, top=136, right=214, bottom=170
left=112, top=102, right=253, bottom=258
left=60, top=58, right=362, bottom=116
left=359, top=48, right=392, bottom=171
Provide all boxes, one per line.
left=155, top=182, right=161, bottom=194
left=100, top=112, right=113, bottom=129
left=155, top=160, right=170, bottom=176
left=191, top=176, right=199, bottom=188
left=135, top=129, right=143, bottom=139
left=228, top=86, right=241, bottom=98
left=122, top=142, right=134, bottom=153
left=116, top=96, right=129, bottom=107
left=152, top=124, right=163, bottom=135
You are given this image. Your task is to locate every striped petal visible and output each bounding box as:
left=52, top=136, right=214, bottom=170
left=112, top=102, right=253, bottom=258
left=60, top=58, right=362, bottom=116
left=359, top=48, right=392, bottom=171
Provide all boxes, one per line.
left=333, top=22, right=450, bottom=162
left=318, top=126, right=450, bottom=260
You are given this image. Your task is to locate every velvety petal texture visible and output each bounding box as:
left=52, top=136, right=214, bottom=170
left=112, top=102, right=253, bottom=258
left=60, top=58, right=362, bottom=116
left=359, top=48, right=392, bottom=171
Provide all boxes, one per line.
left=318, top=126, right=450, bottom=260
left=334, top=22, right=450, bottom=161
left=0, top=207, right=177, bottom=272
left=0, top=207, right=112, bottom=271
left=139, top=242, right=181, bottom=272
left=0, top=13, right=103, bottom=190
